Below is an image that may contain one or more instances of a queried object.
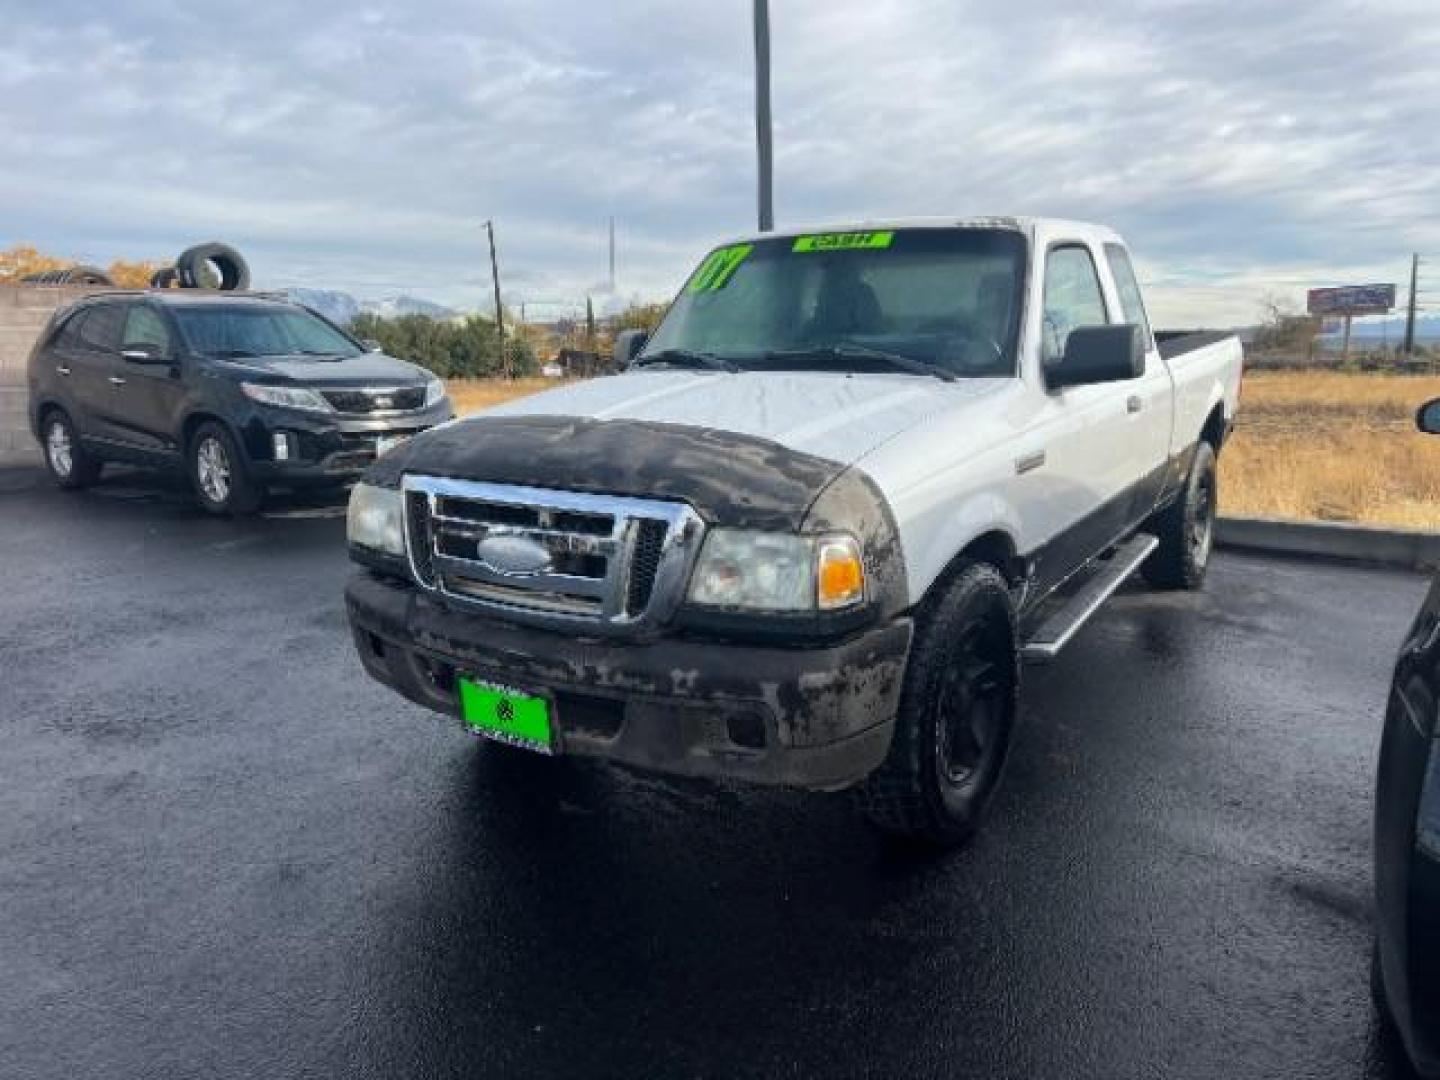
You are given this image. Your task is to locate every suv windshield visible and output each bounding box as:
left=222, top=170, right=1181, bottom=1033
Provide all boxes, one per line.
left=171, top=305, right=362, bottom=359
left=640, top=227, right=1027, bottom=377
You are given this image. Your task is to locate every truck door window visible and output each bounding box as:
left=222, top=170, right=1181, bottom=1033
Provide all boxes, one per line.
left=1103, top=244, right=1153, bottom=347
left=121, top=305, right=172, bottom=354
left=1042, top=245, right=1109, bottom=364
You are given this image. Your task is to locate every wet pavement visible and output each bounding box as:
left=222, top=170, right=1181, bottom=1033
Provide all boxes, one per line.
left=0, top=465, right=1431, bottom=1078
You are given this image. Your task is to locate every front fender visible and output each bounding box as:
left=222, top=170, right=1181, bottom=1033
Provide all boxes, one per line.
left=903, top=489, right=1023, bottom=607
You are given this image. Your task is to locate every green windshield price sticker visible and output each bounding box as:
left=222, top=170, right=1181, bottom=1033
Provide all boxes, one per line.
left=792, top=231, right=895, bottom=253
left=688, top=243, right=754, bottom=293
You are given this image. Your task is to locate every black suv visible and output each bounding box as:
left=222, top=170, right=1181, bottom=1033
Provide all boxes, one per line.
left=26, top=291, right=453, bottom=513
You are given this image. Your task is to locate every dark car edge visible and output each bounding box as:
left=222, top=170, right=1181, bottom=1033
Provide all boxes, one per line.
left=26, top=290, right=453, bottom=514
left=1374, top=396, right=1440, bottom=1077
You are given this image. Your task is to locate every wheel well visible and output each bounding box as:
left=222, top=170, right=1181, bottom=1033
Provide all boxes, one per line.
left=181, top=412, right=225, bottom=453
left=35, top=400, right=64, bottom=433
left=923, top=531, right=1021, bottom=604
left=1201, top=404, right=1227, bottom=450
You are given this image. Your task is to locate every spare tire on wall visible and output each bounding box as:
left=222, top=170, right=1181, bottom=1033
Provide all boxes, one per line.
left=149, top=266, right=178, bottom=289
left=176, top=242, right=251, bottom=291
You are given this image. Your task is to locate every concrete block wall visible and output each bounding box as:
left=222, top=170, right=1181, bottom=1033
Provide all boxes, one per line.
left=0, top=285, right=110, bottom=466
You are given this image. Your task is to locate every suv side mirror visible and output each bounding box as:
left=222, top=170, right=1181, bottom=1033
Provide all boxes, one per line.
left=613, top=329, right=648, bottom=370
left=119, top=343, right=169, bottom=365
left=1047, top=324, right=1144, bottom=390
left=1418, top=398, right=1440, bottom=435
left=361, top=339, right=383, bottom=352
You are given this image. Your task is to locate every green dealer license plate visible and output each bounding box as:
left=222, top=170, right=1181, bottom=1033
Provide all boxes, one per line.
left=458, top=677, right=555, bottom=753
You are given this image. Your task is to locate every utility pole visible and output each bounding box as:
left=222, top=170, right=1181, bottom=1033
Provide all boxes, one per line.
left=608, top=217, right=616, bottom=293
left=753, top=0, right=774, bottom=232
left=1404, top=253, right=1420, bottom=356
left=484, top=219, right=507, bottom=376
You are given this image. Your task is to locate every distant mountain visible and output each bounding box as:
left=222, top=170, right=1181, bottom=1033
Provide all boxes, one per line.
left=280, top=289, right=459, bottom=326
left=1317, top=313, right=1440, bottom=347
left=283, top=287, right=360, bottom=326
left=360, top=295, right=458, bottom=320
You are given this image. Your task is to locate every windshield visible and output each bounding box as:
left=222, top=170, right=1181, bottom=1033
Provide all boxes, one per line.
left=171, top=305, right=362, bottom=359
left=641, top=227, right=1027, bottom=377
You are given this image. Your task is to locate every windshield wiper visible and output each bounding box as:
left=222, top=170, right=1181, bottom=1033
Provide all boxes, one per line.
left=634, top=348, right=739, bottom=374
left=763, top=345, right=957, bottom=382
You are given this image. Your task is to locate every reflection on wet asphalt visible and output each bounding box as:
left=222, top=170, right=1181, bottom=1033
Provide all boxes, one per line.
left=0, top=466, right=1429, bottom=1078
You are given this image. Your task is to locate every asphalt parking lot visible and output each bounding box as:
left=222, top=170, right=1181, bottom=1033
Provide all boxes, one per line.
left=0, top=465, right=1430, bottom=1079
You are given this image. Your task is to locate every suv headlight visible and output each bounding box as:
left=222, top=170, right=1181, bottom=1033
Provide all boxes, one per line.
left=686, top=530, right=865, bottom=612
left=240, top=382, right=333, bottom=413
left=347, top=483, right=405, bottom=557
left=423, top=376, right=447, bottom=409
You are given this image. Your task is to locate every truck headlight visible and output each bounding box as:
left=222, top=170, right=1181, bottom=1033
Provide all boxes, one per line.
left=686, top=530, right=865, bottom=612
left=423, top=376, right=447, bottom=409
left=240, top=382, right=333, bottom=413
left=347, top=483, right=405, bottom=557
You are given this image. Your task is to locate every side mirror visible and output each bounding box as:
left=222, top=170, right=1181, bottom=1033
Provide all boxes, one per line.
left=1047, top=324, right=1144, bottom=390
left=613, top=329, right=648, bottom=370
left=361, top=339, right=383, bottom=352
left=1418, top=398, right=1440, bottom=435
left=119, top=343, right=169, bottom=365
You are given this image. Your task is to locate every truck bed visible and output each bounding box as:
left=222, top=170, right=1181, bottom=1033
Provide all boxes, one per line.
left=1155, top=330, right=1237, bottom=361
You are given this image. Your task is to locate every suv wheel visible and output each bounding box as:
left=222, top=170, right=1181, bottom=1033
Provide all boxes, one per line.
left=855, top=559, right=1019, bottom=846
left=41, top=410, right=101, bottom=489
left=189, top=422, right=261, bottom=515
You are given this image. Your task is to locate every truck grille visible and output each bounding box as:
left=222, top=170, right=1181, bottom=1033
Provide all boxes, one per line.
left=401, top=476, right=704, bottom=633
left=323, top=386, right=426, bottom=414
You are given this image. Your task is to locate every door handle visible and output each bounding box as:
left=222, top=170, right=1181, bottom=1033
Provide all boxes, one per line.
left=108, top=376, right=127, bottom=387
left=55, top=364, right=71, bottom=377
left=1126, top=395, right=1142, bottom=414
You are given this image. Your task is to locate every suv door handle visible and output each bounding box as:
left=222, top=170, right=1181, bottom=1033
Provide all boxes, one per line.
left=108, top=375, right=127, bottom=387
left=1126, top=395, right=1142, bottom=414
left=55, top=364, right=71, bottom=376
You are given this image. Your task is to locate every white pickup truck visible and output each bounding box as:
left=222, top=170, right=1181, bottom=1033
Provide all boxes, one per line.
left=344, top=217, right=1242, bottom=844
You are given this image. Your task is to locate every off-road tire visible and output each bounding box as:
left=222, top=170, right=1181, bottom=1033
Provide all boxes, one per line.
left=855, top=560, right=1019, bottom=846
left=40, top=408, right=101, bottom=489
left=188, top=421, right=262, bottom=515
left=1143, top=440, right=1217, bottom=590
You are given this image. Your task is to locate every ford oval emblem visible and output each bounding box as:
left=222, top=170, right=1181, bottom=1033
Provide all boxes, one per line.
left=476, top=533, right=553, bottom=576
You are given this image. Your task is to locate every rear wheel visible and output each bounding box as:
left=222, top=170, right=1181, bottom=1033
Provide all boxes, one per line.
left=188, top=421, right=261, bottom=515
left=41, top=409, right=101, bottom=489
left=1143, top=440, right=1216, bottom=590
left=855, top=560, right=1019, bottom=846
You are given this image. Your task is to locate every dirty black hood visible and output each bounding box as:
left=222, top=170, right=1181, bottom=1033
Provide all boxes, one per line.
left=366, top=414, right=850, bottom=532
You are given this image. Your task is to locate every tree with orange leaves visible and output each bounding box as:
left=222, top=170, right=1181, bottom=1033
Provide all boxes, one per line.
left=0, top=245, right=164, bottom=287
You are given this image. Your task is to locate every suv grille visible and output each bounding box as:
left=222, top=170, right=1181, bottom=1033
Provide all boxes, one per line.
left=323, top=387, right=426, bottom=414
left=401, top=477, right=703, bottom=633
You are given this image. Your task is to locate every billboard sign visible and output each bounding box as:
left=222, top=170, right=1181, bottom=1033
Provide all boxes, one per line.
left=1307, top=284, right=1396, bottom=317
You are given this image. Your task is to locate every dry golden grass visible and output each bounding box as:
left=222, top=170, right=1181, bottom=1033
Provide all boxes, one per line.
left=1221, top=371, right=1440, bottom=528
left=449, top=372, right=1440, bottom=530
left=446, top=377, right=563, bottom=415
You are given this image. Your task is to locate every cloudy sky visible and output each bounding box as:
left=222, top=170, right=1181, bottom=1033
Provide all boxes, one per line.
left=3, top=0, right=1438, bottom=325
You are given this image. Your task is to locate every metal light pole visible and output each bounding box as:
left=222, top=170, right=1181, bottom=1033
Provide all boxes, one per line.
left=753, top=0, right=774, bottom=232
left=483, top=219, right=507, bottom=376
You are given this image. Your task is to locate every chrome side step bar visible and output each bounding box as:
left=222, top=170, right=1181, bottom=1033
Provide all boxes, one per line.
left=1020, top=533, right=1159, bottom=662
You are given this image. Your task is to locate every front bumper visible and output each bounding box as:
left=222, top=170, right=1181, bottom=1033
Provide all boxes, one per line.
left=345, top=570, right=912, bottom=791
left=240, top=401, right=454, bottom=484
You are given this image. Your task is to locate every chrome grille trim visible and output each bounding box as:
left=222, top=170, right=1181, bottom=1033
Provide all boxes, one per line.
left=401, top=476, right=705, bottom=634
left=322, top=385, right=428, bottom=416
